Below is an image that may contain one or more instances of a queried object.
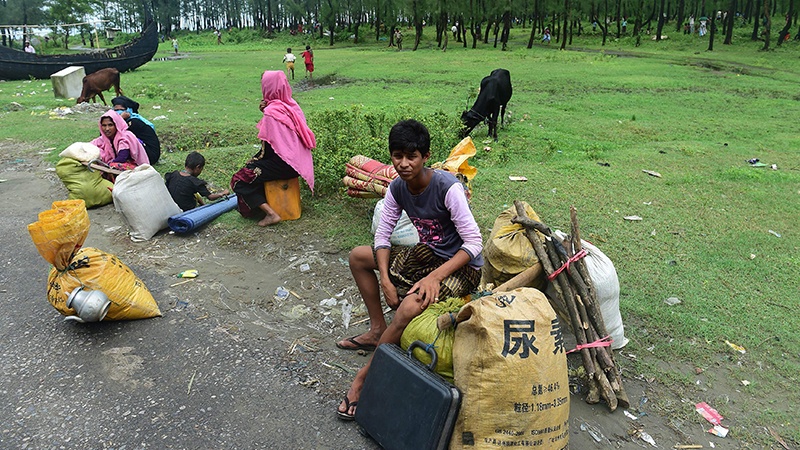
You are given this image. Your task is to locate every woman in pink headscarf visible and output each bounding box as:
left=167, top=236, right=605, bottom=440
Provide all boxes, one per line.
left=231, top=71, right=316, bottom=226
left=90, top=110, right=150, bottom=173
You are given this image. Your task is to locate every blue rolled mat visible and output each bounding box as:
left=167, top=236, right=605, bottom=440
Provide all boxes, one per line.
left=168, top=195, right=239, bottom=233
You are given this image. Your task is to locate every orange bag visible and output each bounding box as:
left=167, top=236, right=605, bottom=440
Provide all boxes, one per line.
left=28, top=200, right=161, bottom=320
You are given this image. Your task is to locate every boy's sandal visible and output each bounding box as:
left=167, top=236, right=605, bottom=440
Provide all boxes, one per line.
left=336, top=395, right=358, bottom=421
left=335, top=335, right=376, bottom=352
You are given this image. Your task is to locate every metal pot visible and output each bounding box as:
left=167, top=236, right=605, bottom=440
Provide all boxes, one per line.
left=64, top=286, right=111, bottom=323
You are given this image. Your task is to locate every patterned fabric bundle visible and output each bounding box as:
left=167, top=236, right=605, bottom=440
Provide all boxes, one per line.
left=343, top=155, right=397, bottom=198
left=346, top=188, right=382, bottom=199
left=342, top=175, right=389, bottom=197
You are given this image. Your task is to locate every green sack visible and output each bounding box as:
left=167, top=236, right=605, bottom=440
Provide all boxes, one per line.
left=56, top=158, right=113, bottom=208
left=400, top=297, right=467, bottom=383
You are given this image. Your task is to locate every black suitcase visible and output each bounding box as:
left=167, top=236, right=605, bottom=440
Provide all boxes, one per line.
left=355, top=341, right=461, bottom=450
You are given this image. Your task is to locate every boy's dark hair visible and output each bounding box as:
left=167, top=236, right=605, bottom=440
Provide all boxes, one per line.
left=305, top=45, right=311, bottom=50
left=287, top=47, right=291, bottom=52
left=388, top=119, right=431, bottom=157
left=185, top=151, right=205, bottom=169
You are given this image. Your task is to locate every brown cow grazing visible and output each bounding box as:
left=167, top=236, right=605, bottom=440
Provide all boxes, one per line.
left=76, top=68, right=124, bottom=105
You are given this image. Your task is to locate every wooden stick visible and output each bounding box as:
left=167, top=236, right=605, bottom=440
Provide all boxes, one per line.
left=569, top=206, right=628, bottom=408
left=569, top=206, right=603, bottom=330
left=82, top=160, right=123, bottom=175
left=594, top=368, right=618, bottom=412
left=510, top=215, right=553, bottom=237
left=170, top=279, right=194, bottom=287
left=542, top=232, right=596, bottom=380
left=569, top=206, right=630, bottom=408
left=512, top=201, right=568, bottom=317
left=492, top=264, right=543, bottom=292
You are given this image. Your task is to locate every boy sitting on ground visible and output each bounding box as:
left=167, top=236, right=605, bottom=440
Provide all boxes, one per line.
left=335, top=119, right=484, bottom=420
left=165, top=151, right=229, bottom=211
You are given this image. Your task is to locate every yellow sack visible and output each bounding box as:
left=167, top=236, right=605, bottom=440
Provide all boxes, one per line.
left=400, top=297, right=469, bottom=383
left=46, top=248, right=161, bottom=320
left=28, top=200, right=161, bottom=320
left=432, top=137, right=478, bottom=200
left=450, top=288, right=569, bottom=450
left=27, top=199, right=90, bottom=270
left=482, top=202, right=545, bottom=289
left=433, top=137, right=478, bottom=181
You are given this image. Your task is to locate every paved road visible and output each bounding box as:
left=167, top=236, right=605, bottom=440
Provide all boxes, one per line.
left=0, top=165, right=377, bottom=449
left=1, top=156, right=724, bottom=450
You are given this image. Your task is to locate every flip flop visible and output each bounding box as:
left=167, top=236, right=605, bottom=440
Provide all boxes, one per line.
left=336, top=335, right=376, bottom=352
left=336, top=395, right=358, bottom=421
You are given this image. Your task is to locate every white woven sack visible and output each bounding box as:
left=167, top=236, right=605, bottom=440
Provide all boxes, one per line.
left=370, top=199, right=419, bottom=247
left=555, top=230, right=628, bottom=349
left=112, top=165, right=181, bottom=242
left=59, top=142, right=101, bottom=162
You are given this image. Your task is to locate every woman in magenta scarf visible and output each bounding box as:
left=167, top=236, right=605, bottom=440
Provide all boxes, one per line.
left=90, top=110, right=150, bottom=173
left=231, top=71, right=316, bottom=226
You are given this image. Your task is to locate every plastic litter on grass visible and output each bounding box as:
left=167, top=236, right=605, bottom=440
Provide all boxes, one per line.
left=724, top=340, right=746, bottom=354
left=642, top=169, right=662, bottom=178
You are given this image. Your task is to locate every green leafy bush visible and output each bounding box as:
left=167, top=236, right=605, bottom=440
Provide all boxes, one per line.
left=159, top=125, right=253, bottom=152
left=308, top=105, right=463, bottom=195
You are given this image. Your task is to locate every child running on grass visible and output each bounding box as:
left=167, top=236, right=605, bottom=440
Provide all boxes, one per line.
left=282, top=48, right=297, bottom=80
left=301, top=45, right=314, bottom=80
left=165, top=151, right=229, bottom=211
left=334, top=119, right=483, bottom=420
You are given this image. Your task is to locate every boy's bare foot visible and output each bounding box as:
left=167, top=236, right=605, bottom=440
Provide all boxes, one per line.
left=257, top=214, right=281, bottom=226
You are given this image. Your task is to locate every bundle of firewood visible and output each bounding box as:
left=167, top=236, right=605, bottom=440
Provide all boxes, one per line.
left=503, top=200, right=629, bottom=412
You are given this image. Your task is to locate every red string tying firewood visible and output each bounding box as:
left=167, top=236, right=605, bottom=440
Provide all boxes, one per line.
left=547, top=248, right=588, bottom=281
left=567, top=335, right=613, bottom=354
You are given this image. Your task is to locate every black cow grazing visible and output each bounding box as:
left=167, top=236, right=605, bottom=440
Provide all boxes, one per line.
left=461, top=68, right=512, bottom=141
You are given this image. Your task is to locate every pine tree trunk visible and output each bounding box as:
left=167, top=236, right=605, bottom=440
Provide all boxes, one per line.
left=724, top=0, right=736, bottom=43
left=762, top=0, right=771, bottom=49
left=561, top=0, right=570, bottom=49
left=708, top=13, right=716, bottom=49
left=776, top=0, right=793, bottom=45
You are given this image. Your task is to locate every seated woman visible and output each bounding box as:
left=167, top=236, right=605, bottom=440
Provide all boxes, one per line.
left=335, top=119, right=483, bottom=420
left=111, top=96, right=161, bottom=164
left=230, top=71, right=316, bottom=226
left=90, top=110, right=150, bottom=173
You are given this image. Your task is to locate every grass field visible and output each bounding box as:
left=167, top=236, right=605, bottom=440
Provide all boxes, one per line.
left=2, top=25, right=799, bottom=446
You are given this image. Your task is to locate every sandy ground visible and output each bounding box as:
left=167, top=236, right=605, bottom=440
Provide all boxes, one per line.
left=1, top=140, right=743, bottom=449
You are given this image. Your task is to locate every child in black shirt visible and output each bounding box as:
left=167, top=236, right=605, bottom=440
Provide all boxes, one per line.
left=165, top=151, right=229, bottom=211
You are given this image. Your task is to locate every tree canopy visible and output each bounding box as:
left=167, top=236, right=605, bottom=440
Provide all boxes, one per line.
left=1, top=0, right=797, bottom=49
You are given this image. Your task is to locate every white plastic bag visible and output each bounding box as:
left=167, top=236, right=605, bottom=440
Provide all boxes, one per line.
left=112, top=165, right=181, bottom=242
left=370, top=199, right=419, bottom=247
left=59, top=142, right=101, bottom=162
left=554, top=230, right=628, bottom=349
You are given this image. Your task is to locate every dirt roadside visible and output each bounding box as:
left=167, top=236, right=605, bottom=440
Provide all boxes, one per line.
left=3, top=140, right=743, bottom=449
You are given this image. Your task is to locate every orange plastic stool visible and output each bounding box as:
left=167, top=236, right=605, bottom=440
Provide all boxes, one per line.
left=264, top=178, right=301, bottom=220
